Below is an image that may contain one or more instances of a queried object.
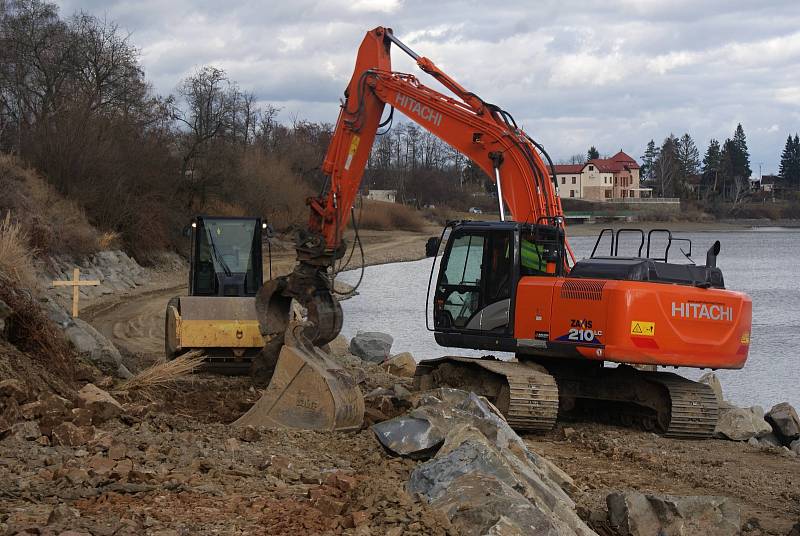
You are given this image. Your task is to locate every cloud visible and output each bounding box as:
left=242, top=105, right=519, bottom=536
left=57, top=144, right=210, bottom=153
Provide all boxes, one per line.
left=54, top=0, right=800, bottom=173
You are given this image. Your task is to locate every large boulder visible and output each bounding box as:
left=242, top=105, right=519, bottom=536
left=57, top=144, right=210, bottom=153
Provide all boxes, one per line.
left=373, top=415, right=444, bottom=458
left=791, top=439, right=800, bottom=455
left=392, top=389, right=594, bottom=535
left=607, top=491, right=740, bottom=536
left=65, top=318, right=132, bottom=378
left=714, top=406, right=772, bottom=441
left=77, top=383, right=123, bottom=423
left=349, top=331, right=393, bottom=363
left=765, top=402, right=800, bottom=443
left=429, top=473, right=565, bottom=536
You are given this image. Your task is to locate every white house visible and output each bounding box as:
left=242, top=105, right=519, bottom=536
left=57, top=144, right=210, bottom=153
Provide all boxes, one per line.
left=552, top=151, right=642, bottom=201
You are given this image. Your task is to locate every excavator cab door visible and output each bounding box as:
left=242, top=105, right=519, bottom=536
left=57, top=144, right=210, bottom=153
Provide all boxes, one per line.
left=432, top=224, right=517, bottom=344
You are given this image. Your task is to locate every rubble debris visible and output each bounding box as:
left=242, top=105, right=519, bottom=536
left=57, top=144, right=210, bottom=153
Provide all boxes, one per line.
left=606, top=491, right=741, bottom=536
left=77, top=383, right=123, bottom=423
left=382, top=352, right=416, bottom=377
left=349, top=331, right=393, bottom=363
left=0, top=378, right=28, bottom=403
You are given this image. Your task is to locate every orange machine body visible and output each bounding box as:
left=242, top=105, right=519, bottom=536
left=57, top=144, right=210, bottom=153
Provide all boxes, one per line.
left=514, top=277, right=752, bottom=369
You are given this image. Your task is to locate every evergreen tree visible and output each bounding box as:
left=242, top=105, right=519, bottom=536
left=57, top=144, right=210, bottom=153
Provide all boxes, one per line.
left=653, top=135, right=682, bottom=197
left=676, top=133, right=701, bottom=178
left=732, top=123, right=752, bottom=180
left=702, top=139, right=722, bottom=197
left=587, top=146, right=600, bottom=160
left=640, top=139, right=659, bottom=182
left=779, top=134, right=800, bottom=187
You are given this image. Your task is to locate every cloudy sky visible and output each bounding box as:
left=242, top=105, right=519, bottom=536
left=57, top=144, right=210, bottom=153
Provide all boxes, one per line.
left=55, top=0, right=800, bottom=173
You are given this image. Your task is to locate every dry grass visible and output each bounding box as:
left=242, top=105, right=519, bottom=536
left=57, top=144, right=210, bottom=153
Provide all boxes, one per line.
left=98, top=231, right=121, bottom=249
left=119, top=351, right=206, bottom=393
left=0, top=278, right=76, bottom=383
left=0, top=154, right=101, bottom=256
left=0, top=212, right=38, bottom=289
left=355, top=200, right=426, bottom=232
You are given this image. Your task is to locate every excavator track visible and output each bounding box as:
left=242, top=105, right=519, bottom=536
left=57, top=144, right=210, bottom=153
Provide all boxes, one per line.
left=414, top=357, right=559, bottom=432
left=644, top=371, right=719, bottom=439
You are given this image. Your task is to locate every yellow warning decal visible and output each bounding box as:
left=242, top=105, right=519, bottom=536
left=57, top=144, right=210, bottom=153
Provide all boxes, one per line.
left=740, top=332, right=750, bottom=345
left=631, top=321, right=655, bottom=336
left=343, top=135, right=361, bottom=170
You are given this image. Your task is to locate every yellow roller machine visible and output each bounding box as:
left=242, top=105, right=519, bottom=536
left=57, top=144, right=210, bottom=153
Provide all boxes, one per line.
left=165, top=216, right=268, bottom=372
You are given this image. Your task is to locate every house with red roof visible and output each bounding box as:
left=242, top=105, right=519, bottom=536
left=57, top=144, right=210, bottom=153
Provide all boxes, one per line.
left=551, top=151, right=644, bottom=201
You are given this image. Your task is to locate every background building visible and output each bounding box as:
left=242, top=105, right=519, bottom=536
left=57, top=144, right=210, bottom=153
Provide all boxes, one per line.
left=552, top=151, right=642, bottom=201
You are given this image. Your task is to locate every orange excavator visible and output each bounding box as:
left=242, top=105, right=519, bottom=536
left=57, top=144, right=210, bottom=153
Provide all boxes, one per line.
left=235, top=27, right=752, bottom=438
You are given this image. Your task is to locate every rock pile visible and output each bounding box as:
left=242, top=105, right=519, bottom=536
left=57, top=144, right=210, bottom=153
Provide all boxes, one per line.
left=704, top=373, right=800, bottom=455
left=45, top=250, right=182, bottom=302
left=373, top=388, right=596, bottom=535
left=0, top=381, right=125, bottom=449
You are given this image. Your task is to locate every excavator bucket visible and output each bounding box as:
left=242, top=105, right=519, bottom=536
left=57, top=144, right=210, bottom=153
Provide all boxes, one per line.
left=234, top=322, right=364, bottom=431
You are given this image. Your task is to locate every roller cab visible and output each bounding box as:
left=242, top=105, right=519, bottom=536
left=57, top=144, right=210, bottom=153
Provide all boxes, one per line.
left=165, top=216, right=268, bottom=371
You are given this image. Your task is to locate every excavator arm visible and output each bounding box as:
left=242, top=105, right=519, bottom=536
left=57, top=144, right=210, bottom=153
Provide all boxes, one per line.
left=259, top=26, right=573, bottom=350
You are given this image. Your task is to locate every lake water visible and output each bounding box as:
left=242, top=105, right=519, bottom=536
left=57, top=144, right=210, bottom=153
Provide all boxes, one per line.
left=337, top=228, right=800, bottom=410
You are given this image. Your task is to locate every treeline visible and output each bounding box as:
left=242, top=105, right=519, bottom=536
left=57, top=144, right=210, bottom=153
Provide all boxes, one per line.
left=365, top=122, right=491, bottom=208
left=639, top=124, right=753, bottom=205
left=0, top=0, right=334, bottom=259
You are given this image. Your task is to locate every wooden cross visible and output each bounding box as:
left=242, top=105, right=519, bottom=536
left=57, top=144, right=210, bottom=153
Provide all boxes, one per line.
left=52, top=268, right=100, bottom=318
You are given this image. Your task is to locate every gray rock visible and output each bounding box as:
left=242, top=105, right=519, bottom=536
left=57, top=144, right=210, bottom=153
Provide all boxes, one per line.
left=607, top=491, right=740, bottom=536
left=373, top=416, right=444, bottom=458
left=714, top=406, right=772, bottom=441
left=405, top=392, right=593, bottom=535
left=429, top=473, right=564, bottom=536
left=11, top=421, right=41, bottom=441
left=791, top=439, right=800, bottom=455
left=408, top=437, right=520, bottom=500
left=765, top=402, right=800, bottom=442
left=349, top=331, right=393, bottom=363
left=757, top=432, right=783, bottom=448
left=698, top=372, right=724, bottom=403
left=65, top=319, right=132, bottom=378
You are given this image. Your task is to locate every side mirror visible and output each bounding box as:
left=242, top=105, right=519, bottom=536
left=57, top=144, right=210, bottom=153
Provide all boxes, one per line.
left=262, top=222, right=275, bottom=239
left=182, top=224, right=192, bottom=238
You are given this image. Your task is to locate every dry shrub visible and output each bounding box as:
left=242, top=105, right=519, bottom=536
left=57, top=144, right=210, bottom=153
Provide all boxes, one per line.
left=0, top=154, right=100, bottom=256
left=355, top=200, right=426, bottom=232
left=236, top=149, right=312, bottom=230
left=119, top=351, right=206, bottom=394
left=0, top=213, right=38, bottom=289
left=0, top=283, right=76, bottom=384
left=98, top=231, right=121, bottom=249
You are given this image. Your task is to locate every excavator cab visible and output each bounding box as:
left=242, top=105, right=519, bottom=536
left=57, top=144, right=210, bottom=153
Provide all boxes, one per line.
left=431, top=221, right=565, bottom=351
